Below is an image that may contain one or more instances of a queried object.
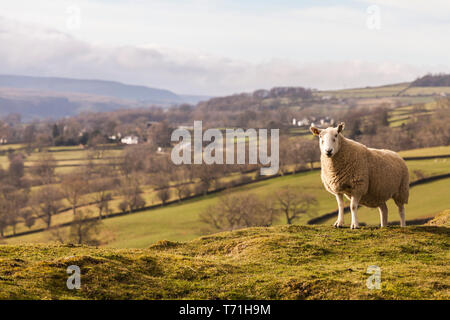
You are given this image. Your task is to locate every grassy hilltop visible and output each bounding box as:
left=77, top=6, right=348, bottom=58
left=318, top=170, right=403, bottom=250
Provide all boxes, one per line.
left=1, top=223, right=448, bottom=300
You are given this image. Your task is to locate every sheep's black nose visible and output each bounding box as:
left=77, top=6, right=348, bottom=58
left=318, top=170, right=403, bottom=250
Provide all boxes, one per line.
left=326, top=149, right=333, bottom=157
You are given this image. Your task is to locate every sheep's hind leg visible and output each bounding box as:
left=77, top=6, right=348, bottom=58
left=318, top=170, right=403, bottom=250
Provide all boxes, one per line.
left=378, top=203, right=388, bottom=227
left=397, top=204, right=406, bottom=227
left=333, top=193, right=345, bottom=228
left=350, top=196, right=360, bottom=229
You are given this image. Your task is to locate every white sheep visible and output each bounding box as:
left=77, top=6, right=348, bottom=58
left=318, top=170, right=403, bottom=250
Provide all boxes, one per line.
left=310, top=122, right=409, bottom=229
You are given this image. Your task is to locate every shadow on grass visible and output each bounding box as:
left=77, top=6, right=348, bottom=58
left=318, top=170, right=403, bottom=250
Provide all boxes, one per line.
left=408, top=226, right=450, bottom=236
left=408, top=225, right=450, bottom=236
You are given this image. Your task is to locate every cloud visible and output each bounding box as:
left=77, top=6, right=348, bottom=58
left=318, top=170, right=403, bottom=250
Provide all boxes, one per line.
left=0, top=16, right=448, bottom=96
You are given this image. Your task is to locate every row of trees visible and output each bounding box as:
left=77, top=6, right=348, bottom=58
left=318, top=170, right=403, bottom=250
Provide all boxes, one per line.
left=411, top=73, right=450, bottom=87
left=200, top=186, right=318, bottom=232
left=2, top=85, right=450, bottom=155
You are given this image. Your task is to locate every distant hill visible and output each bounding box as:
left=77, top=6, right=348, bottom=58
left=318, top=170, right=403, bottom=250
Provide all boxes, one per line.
left=411, top=73, right=450, bottom=87
left=0, top=74, right=181, bottom=103
left=0, top=75, right=209, bottom=120
left=0, top=87, right=143, bottom=120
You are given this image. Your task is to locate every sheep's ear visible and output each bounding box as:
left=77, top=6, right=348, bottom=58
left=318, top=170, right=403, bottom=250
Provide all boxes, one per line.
left=310, top=126, right=322, bottom=136
left=337, top=122, right=345, bottom=133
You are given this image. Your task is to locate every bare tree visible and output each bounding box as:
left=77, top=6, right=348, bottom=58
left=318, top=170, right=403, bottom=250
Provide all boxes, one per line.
left=274, top=186, right=318, bottom=224
left=171, top=168, right=192, bottom=201
left=120, top=145, right=147, bottom=177
left=90, top=177, right=113, bottom=219
left=298, top=138, right=320, bottom=170
left=153, top=173, right=171, bottom=205
left=147, top=120, right=173, bottom=148
left=21, top=209, right=35, bottom=229
left=200, top=192, right=275, bottom=231
left=61, top=171, right=88, bottom=217
left=194, top=164, right=223, bottom=195
left=49, top=210, right=102, bottom=245
left=7, top=153, right=25, bottom=187
left=31, top=186, right=63, bottom=228
left=30, top=153, right=57, bottom=185
left=88, top=135, right=108, bottom=159
left=69, top=210, right=102, bottom=245
left=118, top=173, right=146, bottom=213
left=156, top=188, right=171, bottom=205
left=0, top=187, right=10, bottom=237
left=278, top=137, right=294, bottom=174
left=0, top=186, right=29, bottom=235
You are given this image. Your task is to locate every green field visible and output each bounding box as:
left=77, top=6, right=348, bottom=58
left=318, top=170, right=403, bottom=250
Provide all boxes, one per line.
left=403, top=86, right=450, bottom=96
left=0, top=145, right=122, bottom=171
left=399, top=146, right=450, bottom=157
left=6, top=152, right=450, bottom=248
left=388, top=100, right=439, bottom=127
left=316, top=83, right=409, bottom=98
left=317, top=84, right=450, bottom=99
left=1, top=223, right=448, bottom=299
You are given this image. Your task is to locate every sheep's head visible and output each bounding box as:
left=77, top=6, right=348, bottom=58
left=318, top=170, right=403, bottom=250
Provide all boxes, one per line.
left=310, top=122, right=345, bottom=158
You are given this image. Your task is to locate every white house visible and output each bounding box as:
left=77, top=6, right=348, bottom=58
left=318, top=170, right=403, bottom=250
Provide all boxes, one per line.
left=121, top=135, right=139, bottom=145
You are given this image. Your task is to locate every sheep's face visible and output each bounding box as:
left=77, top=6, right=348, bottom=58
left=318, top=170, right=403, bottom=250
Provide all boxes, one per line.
left=310, top=122, right=345, bottom=158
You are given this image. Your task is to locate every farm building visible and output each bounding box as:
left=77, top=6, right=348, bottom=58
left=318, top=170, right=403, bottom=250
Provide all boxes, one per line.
left=121, top=135, right=139, bottom=145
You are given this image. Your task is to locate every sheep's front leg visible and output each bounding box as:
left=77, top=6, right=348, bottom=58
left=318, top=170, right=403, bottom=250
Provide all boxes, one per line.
left=350, top=195, right=361, bottom=229
left=378, top=202, right=388, bottom=227
left=333, top=193, right=345, bottom=228
left=397, top=204, right=406, bottom=227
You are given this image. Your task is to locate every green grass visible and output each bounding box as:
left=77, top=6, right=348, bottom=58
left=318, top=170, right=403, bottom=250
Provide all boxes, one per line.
left=406, top=158, right=450, bottom=181
left=316, top=84, right=450, bottom=99
left=316, top=83, right=409, bottom=98
left=403, top=86, right=450, bottom=96
left=387, top=99, right=441, bottom=127
left=0, top=144, right=123, bottom=171
left=399, top=146, right=450, bottom=157
left=0, top=144, right=25, bottom=151
left=0, top=224, right=448, bottom=299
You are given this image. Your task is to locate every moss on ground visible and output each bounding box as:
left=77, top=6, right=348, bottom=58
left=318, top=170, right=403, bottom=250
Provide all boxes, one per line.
left=0, top=225, right=448, bottom=299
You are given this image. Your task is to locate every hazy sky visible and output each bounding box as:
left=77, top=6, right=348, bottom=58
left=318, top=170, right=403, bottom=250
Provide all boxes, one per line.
left=1, top=0, right=449, bottom=95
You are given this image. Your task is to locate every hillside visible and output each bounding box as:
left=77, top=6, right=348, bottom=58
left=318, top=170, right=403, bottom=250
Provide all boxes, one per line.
left=0, top=225, right=448, bottom=299
left=0, top=87, right=143, bottom=120
left=0, top=74, right=203, bottom=120
left=1, top=73, right=448, bottom=120
left=411, top=74, right=450, bottom=87
left=0, top=74, right=181, bottom=103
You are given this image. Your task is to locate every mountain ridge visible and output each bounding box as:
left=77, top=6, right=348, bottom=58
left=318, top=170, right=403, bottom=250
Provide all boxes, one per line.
left=0, top=74, right=211, bottom=120
left=0, top=74, right=181, bottom=103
